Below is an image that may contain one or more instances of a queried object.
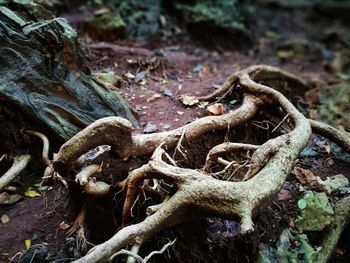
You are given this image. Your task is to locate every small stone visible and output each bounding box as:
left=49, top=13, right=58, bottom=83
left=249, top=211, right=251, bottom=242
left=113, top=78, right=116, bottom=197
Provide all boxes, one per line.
left=163, top=89, right=173, bottom=97
left=207, top=103, right=224, bottom=116
left=143, top=122, right=158, bottom=133
left=163, top=124, right=171, bottom=130
left=124, top=72, right=135, bottom=79
left=1, top=214, right=10, bottom=224
left=180, top=95, right=199, bottom=106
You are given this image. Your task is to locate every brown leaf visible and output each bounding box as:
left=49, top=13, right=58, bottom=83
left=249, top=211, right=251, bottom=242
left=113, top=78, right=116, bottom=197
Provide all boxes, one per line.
left=199, top=66, right=217, bottom=80
left=146, top=93, right=161, bottom=103
left=293, top=167, right=330, bottom=193
left=58, top=221, right=70, bottom=230
left=180, top=95, right=199, bottom=106
left=207, top=103, right=224, bottom=116
left=0, top=192, right=22, bottom=205
left=305, top=88, right=319, bottom=107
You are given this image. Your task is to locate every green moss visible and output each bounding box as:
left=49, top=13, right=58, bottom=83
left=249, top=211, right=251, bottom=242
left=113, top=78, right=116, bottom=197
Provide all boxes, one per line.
left=323, top=174, right=349, bottom=193
left=317, top=83, right=350, bottom=132
left=173, top=0, right=247, bottom=33
left=258, top=229, right=318, bottom=263
left=91, top=11, right=125, bottom=33
left=295, top=191, right=333, bottom=231
left=94, top=72, right=120, bottom=85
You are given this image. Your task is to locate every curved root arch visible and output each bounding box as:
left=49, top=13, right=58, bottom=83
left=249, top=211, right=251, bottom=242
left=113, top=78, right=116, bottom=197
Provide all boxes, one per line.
left=52, top=65, right=350, bottom=263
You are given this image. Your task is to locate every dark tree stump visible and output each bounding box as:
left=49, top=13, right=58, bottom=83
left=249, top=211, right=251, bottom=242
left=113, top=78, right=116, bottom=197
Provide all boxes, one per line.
left=0, top=1, right=137, bottom=145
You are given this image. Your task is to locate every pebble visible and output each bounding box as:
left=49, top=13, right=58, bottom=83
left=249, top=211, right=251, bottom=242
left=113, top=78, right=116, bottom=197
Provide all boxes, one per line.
left=143, top=122, right=158, bottom=133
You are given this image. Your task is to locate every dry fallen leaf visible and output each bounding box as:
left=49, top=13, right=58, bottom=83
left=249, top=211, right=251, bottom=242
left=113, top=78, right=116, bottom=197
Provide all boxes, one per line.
left=1, top=214, right=10, bottom=224
left=58, top=221, right=70, bottom=230
left=207, top=103, right=224, bottom=116
left=199, top=66, right=217, bottom=79
left=180, top=95, right=199, bottom=106
left=294, top=167, right=323, bottom=186
left=293, top=167, right=331, bottom=193
left=146, top=93, right=161, bottom=103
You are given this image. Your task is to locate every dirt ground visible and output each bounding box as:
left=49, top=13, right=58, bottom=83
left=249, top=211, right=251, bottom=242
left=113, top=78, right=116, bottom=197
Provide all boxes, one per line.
left=1, top=3, right=350, bottom=263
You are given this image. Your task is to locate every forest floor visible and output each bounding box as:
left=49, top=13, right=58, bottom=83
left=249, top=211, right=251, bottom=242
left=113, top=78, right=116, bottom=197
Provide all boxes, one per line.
left=1, top=3, right=350, bottom=263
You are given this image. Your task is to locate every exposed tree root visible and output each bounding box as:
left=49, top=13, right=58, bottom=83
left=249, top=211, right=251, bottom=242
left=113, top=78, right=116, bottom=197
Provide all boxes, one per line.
left=0, top=155, right=31, bottom=192
left=317, top=195, right=350, bottom=263
left=75, top=163, right=103, bottom=186
left=67, top=203, right=91, bottom=251
left=109, top=238, right=176, bottom=263
left=24, top=130, right=50, bottom=166
left=50, top=65, right=350, bottom=263
left=310, top=119, right=350, bottom=152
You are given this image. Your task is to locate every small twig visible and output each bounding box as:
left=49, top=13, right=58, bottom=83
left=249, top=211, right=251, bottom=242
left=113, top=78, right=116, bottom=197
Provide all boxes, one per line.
left=226, top=160, right=249, bottom=181
left=207, top=85, right=234, bottom=106
left=271, top=113, right=290, bottom=133
left=0, top=154, right=7, bottom=162
left=54, top=172, right=69, bottom=189
left=143, top=238, right=176, bottom=262
left=211, top=161, right=237, bottom=178
left=250, top=120, right=270, bottom=130
left=130, top=194, right=140, bottom=219
left=109, top=238, right=177, bottom=263
left=217, top=157, right=231, bottom=166
left=173, top=129, right=187, bottom=160
left=172, top=84, right=182, bottom=99
left=109, top=249, right=143, bottom=263
left=163, top=152, right=178, bottom=167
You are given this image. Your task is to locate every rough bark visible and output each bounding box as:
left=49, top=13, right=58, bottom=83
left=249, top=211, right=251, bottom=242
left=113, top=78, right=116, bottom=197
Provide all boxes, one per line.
left=0, top=1, right=137, bottom=143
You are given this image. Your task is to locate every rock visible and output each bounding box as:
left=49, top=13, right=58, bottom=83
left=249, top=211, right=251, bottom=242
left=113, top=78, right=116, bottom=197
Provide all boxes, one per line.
left=85, top=11, right=126, bottom=41
left=164, top=0, right=251, bottom=49
left=143, top=122, right=158, bottom=133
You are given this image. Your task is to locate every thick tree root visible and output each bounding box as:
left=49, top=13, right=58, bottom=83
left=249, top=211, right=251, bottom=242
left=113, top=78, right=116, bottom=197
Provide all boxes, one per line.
left=24, top=130, right=50, bottom=166
left=0, top=155, right=31, bottom=192
left=51, top=65, right=350, bottom=263
left=317, top=195, right=350, bottom=263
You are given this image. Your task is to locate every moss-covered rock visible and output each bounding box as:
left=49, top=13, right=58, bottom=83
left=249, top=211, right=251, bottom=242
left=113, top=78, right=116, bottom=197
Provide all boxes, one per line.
left=295, top=191, right=333, bottom=232
left=317, top=83, right=350, bottom=132
left=164, top=0, right=251, bottom=49
left=85, top=11, right=126, bottom=41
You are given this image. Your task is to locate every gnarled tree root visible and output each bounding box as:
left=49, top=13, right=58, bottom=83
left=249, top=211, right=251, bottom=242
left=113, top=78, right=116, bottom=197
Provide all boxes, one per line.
left=0, top=155, right=31, bottom=192
left=51, top=65, right=350, bottom=263
left=317, top=195, right=350, bottom=263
